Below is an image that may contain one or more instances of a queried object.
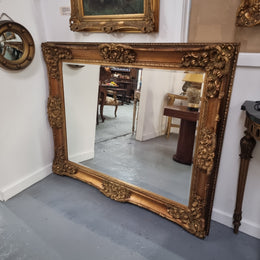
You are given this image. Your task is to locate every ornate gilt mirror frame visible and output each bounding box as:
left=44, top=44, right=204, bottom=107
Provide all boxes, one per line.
left=236, top=0, right=260, bottom=27
left=42, top=42, right=239, bottom=238
left=70, top=0, right=159, bottom=33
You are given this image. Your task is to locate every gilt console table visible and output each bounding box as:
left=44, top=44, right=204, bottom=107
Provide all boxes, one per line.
left=233, top=101, right=260, bottom=233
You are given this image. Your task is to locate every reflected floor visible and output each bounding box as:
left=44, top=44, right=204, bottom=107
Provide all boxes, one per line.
left=82, top=133, right=192, bottom=205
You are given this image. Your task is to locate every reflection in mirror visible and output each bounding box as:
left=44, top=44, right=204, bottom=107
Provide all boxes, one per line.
left=0, top=32, right=24, bottom=61
left=63, top=63, right=205, bottom=205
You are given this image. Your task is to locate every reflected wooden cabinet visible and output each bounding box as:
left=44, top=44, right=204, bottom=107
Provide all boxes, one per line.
left=100, top=66, right=139, bottom=104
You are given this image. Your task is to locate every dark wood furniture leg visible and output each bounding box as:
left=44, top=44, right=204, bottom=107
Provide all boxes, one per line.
left=233, top=131, right=256, bottom=233
left=99, top=87, right=106, bottom=123
left=100, top=103, right=105, bottom=122
left=173, top=119, right=197, bottom=165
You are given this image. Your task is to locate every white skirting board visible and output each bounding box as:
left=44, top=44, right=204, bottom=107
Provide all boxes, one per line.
left=68, top=151, right=94, bottom=164
left=212, top=208, right=260, bottom=239
left=137, top=130, right=165, bottom=142
left=237, top=52, right=260, bottom=67
left=0, top=164, right=52, bottom=201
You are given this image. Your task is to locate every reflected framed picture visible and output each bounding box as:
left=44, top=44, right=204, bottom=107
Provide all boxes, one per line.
left=70, top=0, right=159, bottom=33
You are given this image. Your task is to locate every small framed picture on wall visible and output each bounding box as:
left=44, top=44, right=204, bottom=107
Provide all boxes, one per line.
left=70, top=0, right=159, bottom=33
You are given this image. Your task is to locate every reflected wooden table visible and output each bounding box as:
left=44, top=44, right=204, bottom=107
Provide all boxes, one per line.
left=164, top=105, right=200, bottom=165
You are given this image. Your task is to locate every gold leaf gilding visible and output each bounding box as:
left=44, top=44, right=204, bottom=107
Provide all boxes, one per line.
left=53, top=146, right=78, bottom=175
left=47, top=97, right=63, bottom=128
left=196, top=128, right=216, bottom=175
left=101, top=181, right=131, bottom=202
left=42, top=44, right=72, bottom=79
left=182, top=45, right=235, bottom=98
left=167, top=195, right=205, bottom=238
left=99, top=44, right=137, bottom=63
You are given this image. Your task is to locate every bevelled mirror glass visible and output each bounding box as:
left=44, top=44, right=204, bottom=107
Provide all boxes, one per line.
left=42, top=42, right=239, bottom=238
left=0, top=21, right=35, bottom=70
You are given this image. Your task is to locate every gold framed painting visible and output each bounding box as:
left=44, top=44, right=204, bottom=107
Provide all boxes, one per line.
left=70, top=0, right=159, bottom=33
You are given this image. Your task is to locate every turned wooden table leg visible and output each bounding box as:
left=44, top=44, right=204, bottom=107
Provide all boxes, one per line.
left=233, top=131, right=256, bottom=233
left=132, top=98, right=137, bottom=134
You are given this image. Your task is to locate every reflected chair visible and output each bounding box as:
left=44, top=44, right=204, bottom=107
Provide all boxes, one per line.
left=98, top=86, right=120, bottom=123
left=165, top=93, right=187, bottom=138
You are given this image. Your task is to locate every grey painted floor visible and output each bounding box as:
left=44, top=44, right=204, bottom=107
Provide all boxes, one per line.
left=96, top=103, right=133, bottom=143
left=91, top=104, right=192, bottom=205
left=83, top=134, right=191, bottom=205
left=1, top=174, right=259, bottom=260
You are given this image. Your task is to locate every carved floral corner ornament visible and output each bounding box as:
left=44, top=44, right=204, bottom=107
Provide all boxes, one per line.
left=99, top=44, right=137, bottom=63
left=236, top=0, right=260, bottom=27
left=42, top=43, right=72, bottom=79
left=182, top=44, right=236, bottom=99
left=167, top=195, right=205, bottom=238
left=53, top=146, right=78, bottom=175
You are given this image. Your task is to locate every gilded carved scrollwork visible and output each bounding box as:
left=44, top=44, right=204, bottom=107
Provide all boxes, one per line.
left=236, top=0, right=260, bottom=27
left=101, top=180, right=131, bottom=202
left=69, top=18, right=79, bottom=31
left=69, top=0, right=80, bottom=31
left=47, top=97, right=63, bottom=128
left=99, top=17, right=155, bottom=34
left=141, top=1, right=155, bottom=33
left=182, top=45, right=235, bottom=98
left=53, top=146, right=78, bottom=175
left=196, top=128, right=216, bottom=175
left=70, top=18, right=156, bottom=34
left=167, top=195, right=205, bottom=238
left=42, top=43, right=72, bottom=79
left=42, top=42, right=239, bottom=238
left=99, top=44, right=137, bottom=63
left=142, top=17, right=156, bottom=33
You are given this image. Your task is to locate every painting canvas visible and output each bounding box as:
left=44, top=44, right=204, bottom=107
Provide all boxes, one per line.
left=83, top=0, right=144, bottom=16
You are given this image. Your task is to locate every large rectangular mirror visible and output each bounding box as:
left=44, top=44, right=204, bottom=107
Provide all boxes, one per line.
left=42, top=42, right=239, bottom=238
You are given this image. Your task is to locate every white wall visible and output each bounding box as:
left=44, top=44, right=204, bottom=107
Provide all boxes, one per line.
left=63, top=63, right=100, bottom=163
left=0, top=0, right=52, bottom=200
left=212, top=53, right=260, bottom=239
left=136, top=69, right=185, bottom=141
left=40, top=0, right=188, bottom=43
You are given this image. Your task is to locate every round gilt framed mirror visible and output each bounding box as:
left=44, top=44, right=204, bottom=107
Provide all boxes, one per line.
left=0, top=20, right=35, bottom=70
